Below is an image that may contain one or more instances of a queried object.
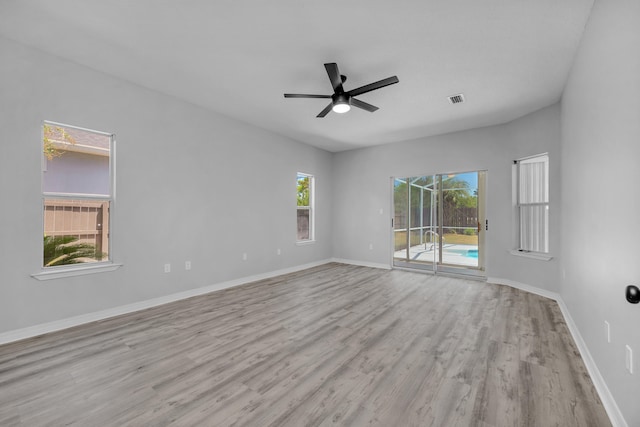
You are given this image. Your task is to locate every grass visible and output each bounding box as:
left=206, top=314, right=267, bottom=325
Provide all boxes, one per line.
left=442, top=233, right=478, bottom=245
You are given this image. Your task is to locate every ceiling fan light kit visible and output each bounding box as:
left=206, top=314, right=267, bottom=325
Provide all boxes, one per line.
left=331, top=94, right=351, bottom=113
left=284, top=62, right=399, bottom=118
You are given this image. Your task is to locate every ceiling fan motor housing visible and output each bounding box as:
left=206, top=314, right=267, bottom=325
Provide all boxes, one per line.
left=332, top=93, right=350, bottom=106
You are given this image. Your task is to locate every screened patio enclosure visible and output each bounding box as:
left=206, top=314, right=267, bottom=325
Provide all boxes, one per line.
left=393, top=171, right=486, bottom=276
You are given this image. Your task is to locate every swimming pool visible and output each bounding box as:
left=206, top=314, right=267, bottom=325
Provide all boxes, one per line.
left=395, top=244, right=479, bottom=267
left=445, top=248, right=478, bottom=259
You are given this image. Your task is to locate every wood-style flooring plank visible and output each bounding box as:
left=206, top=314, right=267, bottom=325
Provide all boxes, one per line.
left=0, top=263, right=612, bottom=426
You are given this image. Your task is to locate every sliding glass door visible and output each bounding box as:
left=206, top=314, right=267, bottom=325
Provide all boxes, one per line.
left=393, top=171, right=485, bottom=276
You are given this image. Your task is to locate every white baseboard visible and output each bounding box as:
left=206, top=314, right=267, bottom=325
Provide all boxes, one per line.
left=488, top=277, right=628, bottom=427
left=330, top=257, right=392, bottom=270
left=486, top=276, right=561, bottom=301
left=0, top=259, right=332, bottom=346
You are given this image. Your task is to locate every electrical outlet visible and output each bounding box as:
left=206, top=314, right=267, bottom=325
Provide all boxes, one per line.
left=605, top=321, right=610, bottom=343
left=164, top=263, right=171, bottom=273
left=369, top=243, right=374, bottom=250
left=277, top=248, right=281, bottom=255
left=242, top=253, right=248, bottom=261
left=185, top=261, right=191, bottom=270
left=626, top=345, right=633, bottom=374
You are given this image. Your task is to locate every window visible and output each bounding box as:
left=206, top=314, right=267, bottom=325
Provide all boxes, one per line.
left=42, top=122, right=114, bottom=268
left=515, top=153, right=549, bottom=253
left=296, top=172, right=314, bottom=242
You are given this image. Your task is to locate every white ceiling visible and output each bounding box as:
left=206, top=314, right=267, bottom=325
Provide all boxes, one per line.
left=0, top=0, right=594, bottom=152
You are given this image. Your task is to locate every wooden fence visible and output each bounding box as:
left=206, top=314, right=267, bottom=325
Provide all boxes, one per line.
left=43, top=199, right=109, bottom=257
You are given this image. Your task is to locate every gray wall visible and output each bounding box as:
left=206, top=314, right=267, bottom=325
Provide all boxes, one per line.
left=331, top=103, right=562, bottom=292
left=561, top=0, right=640, bottom=424
left=0, top=36, right=333, bottom=333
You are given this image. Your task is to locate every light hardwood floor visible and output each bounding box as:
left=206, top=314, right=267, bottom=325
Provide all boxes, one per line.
left=0, top=263, right=611, bottom=426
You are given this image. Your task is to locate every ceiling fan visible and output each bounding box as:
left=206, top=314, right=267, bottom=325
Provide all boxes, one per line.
left=284, top=63, right=399, bottom=118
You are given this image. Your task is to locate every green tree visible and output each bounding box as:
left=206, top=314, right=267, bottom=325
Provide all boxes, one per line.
left=43, top=235, right=102, bottom=266
left=297, top=176, right=309, bottom=206
left=43, top=124, right=75, bottom=161
left=442, top=177, right=477, bottom=208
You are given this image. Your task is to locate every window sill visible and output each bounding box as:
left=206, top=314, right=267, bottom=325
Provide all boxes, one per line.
left=296, top=240, right=316, bottom=246
left=509, top=250, right=553, bottom=261
left=31, top=262, right=123, bottom=281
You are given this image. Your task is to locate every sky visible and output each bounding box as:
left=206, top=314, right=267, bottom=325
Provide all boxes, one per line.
left=450, top=171, right=478, bottom=191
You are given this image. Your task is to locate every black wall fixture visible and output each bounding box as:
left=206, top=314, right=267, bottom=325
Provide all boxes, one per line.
left=626, top=285, right=640, bottom=304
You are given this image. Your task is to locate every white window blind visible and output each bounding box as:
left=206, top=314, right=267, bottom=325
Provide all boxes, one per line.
left=517, top=154, right=549, bottom=253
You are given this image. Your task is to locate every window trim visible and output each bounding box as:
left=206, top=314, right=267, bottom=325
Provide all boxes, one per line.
left=508, top=249, right=553, bottom=261
left=35, top=121, right=120, bottom=279
left=513, top=153, right=551, bottom=259
left=296, top=172, right=315, bottom=243
left=31, top=262, right=123, bottom=281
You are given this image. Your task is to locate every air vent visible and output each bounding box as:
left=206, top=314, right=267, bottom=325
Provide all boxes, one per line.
left=448, top=93, right=465, bottom=104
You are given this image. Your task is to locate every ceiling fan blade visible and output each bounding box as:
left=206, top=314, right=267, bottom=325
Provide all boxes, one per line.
left=324, top=63, right=344, bottom=93
left=350, top=97, right=379, bottom=113
left=316, top=102, right=333, bottom=118
left=284, top=94, right=331, bottom=98
left=347, top=76, right=399, bottom=97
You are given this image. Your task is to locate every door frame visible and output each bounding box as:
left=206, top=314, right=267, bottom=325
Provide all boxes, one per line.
left=390, top=170, right=487, bottom=277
